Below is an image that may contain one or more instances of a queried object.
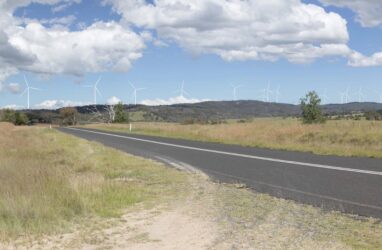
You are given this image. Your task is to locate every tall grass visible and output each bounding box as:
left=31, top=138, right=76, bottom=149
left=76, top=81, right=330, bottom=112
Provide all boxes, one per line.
left=85, top=118, right=382, bottom=158
left=0, top=123, right=187, bottom=239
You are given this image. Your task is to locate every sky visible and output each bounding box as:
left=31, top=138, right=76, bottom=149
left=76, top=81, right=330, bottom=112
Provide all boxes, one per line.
left=0, top=0, right=382, bottom=109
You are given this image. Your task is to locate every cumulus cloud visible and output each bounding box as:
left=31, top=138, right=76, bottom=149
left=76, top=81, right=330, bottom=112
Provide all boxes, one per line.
left=51, top=0, right=81, bottom=13
left=320, top=0, right=382, bottom=27
left=6, top=83, right=22, bottom=94
left=9, top=21, right=146, bottom=75
left=108, top=0, right=350, bottom=63
left=0, top=0, right=147, bottom=83
left=106, top=96, right=121, bottom=105
left=34, top=99, right=88, bottom=109
left=39, top=15, right=77, bottom=27
left=1, top=0, right=382, bottom=91
left=141, top=95, right=209, bottom=106
left=348, top=51, right=382, bottom=67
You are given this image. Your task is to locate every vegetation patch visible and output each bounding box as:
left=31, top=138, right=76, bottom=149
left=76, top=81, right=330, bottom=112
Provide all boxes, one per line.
left=0, top=123, right=187, bottom=240
left=84, top=118, right=382, bottom=159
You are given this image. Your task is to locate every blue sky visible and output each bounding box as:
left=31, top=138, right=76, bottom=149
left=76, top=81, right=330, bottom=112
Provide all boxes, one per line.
left=1, top=0, right=382, bottom=109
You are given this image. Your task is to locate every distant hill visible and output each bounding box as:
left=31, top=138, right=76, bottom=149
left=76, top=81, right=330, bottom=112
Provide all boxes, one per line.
left=8, top=100, right=382, bottom=124
left=322, top=102, right=382, bottom=114
left=145, top=101, right=301, bottom=122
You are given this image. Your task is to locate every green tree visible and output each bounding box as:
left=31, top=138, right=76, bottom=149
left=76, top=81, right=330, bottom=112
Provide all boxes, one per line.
left=1, top=109, right=29, bottom=125
left=1, top=109, right=16, bottom=123
left=114, top=102, right=129, bottom=123
left=60, top=107, right=78, bottom=125
left=14, top=112, right=29, bottom=125
left=300, top=91, right=325, bottom=124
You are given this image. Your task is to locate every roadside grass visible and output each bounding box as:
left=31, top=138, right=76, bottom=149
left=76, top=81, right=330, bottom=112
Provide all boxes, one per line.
left=211, top=183, right=382, bottom=249
left=83, top=118, right=382, bottom=159
left=0, top=122, right=188, bottom=240
left=1, top=122, right=382, bottom=249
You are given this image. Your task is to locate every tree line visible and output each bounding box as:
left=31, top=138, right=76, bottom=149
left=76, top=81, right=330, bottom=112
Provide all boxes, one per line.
left=1, top=102, right=130, bottom=126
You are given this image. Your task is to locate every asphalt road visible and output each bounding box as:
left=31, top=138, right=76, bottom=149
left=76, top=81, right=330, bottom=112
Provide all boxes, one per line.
left=59, top=127, right=382, bottom=219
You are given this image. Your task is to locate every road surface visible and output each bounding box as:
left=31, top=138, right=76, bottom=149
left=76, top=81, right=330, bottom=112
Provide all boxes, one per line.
left=59, top=127, right=382, bottom=219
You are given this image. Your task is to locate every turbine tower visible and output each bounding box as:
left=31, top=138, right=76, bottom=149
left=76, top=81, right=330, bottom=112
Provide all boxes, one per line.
left=130, top=82, right=146, bottom=105
left=321, top=88, right=329, bottom=105
left=354, top=86, right=365, bottom=103
left=20, top=75, right=42, bottom=109
left=274, top=85, right=281, bottom=103
left=83, top=76, right=102, bottom=105
left=340, top=87, right=350, bottom=104
left=260, top=83, right=273, bottom=102
left=231, top=84, right=243, bottom=101
left=175, top=81, right=190, bottom=98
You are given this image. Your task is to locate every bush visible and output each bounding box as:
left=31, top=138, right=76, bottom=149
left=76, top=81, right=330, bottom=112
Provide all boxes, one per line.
left=114, top=102, right=129, bottom=123
left=300, top=91, right=326, bottom=124
left=364, top=111, right=382, bottom=121
left=1, top=109, right=16, bottom=123
left=181, top=119, right=195, bottom=125
left=1, top=109, right=29, bottom=125
left=14, top=112, right=29, bottom=125
left=60, top=107, right=78, bottom=126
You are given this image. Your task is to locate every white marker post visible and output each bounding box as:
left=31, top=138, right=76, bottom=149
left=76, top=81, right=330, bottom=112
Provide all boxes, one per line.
left=129, top=123, right=132, bottom=132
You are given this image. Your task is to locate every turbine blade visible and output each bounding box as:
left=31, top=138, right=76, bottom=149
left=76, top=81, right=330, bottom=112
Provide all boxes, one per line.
left=20, top=88, right=27, bottom=97
left=23, top=74, right=29, bottom=87
left=30, top=87, right=42, bottom=91
left=96, top=88, right=102, bottom=97
left=129, top=82, right=135, bottom=89
left=95, top=76, right=102, bottom=86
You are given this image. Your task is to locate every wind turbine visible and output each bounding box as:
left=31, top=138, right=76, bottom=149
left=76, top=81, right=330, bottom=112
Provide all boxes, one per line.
left=353, top=86, right=365, bottom=103
left=260, top=83, right=273, bottom=102
left=130, top=82, right=146, bottom=105
left=20, top=75, right=42, bottom=109
left=274, top=85, right=281, bottom=103
left=175, top=81, right=190, bottom=98
left=231, top=84, right=243, bottom=101
left=378, top=91, right=382, bottom=103
left=340, top=87, right=350, bottom=104
left=83, top=77, right=102, bottom=105
left=321, top=88, right=329, bottom=105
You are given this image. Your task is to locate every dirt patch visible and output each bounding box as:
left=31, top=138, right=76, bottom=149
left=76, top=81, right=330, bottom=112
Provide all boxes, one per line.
left=2, top=171, right=381, bottom=249
left=1, top=175, right=218, bottom=250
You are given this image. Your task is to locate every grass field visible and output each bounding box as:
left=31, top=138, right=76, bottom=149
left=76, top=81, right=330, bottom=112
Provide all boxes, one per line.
left=84, top=118, right=382, bottom=159
left=1, top=122, right=382, bottom=248
left=0, top=122, right=188, bottom=240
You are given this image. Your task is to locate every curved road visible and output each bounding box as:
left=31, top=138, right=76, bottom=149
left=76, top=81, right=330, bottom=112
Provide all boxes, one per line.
left=59, top=127, right=382, bottom=219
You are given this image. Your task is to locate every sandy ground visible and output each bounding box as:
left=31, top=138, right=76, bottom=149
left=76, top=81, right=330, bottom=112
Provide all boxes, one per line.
left=2, top=207, right=216, bottom=250
left=2, top=174, right=219, bottom=250
left=0, top=165, right=373, bottom=250
left=3, top=181, right=348, bottom=250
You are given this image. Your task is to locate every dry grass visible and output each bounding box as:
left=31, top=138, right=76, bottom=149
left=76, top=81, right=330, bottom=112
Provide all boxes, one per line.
left=212, top=182, right=382, bottom=249
left=0, top=122, right=188, bottom=240
left=85, top=118, right=382, bottom=158
left=1, top=122, right=382, bottom=249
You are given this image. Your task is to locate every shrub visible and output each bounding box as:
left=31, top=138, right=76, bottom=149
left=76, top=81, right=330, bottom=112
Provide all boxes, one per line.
left=1, top=109, right=29, bottom=126
left=14, top=112, right=29, bottom=125
left=1, top=109, right=16, bottom=123
left=114, top=102, right=129, bottom=123
left=60, top=107, right=78, bottom=125
left=300, top=91, right=326, bottom=124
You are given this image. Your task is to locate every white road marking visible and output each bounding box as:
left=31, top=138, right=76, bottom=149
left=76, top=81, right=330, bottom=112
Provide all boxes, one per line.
left=203, top=168, right=382, bottom=211
left=65, top=127, right=382, bottom=176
